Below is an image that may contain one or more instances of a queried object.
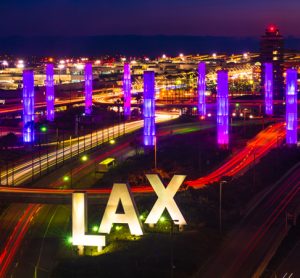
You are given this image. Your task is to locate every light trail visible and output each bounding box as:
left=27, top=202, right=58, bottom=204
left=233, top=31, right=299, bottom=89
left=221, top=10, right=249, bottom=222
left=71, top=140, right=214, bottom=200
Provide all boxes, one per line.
left=186, top=122, right=286, bottom=188
left=0, top=112, right=178, bottom=186
left=0, top=98, right=84, bottom=114
left=222, top=169, right=300, bottom=277
left=0, top=204, right=41, bottom=277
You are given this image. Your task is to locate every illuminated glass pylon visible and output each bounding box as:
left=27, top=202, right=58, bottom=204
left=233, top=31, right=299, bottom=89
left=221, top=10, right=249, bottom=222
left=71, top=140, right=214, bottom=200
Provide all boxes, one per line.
left=45, top=63, right=54, bottom=121
left=285, top=69, right=298, bottom=145
left=264, top=63, right=273, bottom=116
left=123, top=62, right=131, bottom=119
left=217, top=70, right=229, bottom=147
left=84, top=62, right=93, bottom=115
left=143, top=71, right=155, bottom=146
left=197, top=62, right=206, bottom=116
left=22, top=70, right=35, bottom=143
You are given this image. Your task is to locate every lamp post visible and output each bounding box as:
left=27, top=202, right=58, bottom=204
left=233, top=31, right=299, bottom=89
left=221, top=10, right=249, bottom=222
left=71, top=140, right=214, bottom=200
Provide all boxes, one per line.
left=219, top=180, right=227, bottom=235
left=160, top=218, right=179, bottom=278
left=253, top=151, right=256, bottom=188
left=154, top=136, right=157, bottom=170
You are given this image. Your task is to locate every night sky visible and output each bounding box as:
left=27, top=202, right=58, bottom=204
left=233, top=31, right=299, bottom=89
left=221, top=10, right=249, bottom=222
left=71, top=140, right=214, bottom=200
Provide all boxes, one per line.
left=1, top=0, right=300, bottom=37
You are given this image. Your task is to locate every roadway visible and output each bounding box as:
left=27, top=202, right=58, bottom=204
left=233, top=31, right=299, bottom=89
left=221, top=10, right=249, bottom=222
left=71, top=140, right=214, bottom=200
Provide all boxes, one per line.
left=0, top=117, right=290, bottom=278
left=7, top=205, right=71, bottom=278
left=0, top=203, right=41, bottom=278
left=202, top=163, right=300, bottom=278
left=0, top=112, right=177, bottom=186
left=186, top=122, right=286, bottom=188
left=0, top=97, right=84, bottom=115
left=0, top=120, right=285, bottom=198
left=275, top=239, right=300, bottom=278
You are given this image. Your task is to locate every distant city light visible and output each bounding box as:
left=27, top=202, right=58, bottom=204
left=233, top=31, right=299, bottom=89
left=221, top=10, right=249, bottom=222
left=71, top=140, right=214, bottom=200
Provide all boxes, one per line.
left=84, top=62, right=93, bottom=115
left=46, top=63, right=55, bottom=122
left=143, top=71, right=156, bottom=146
left=286, top=69, right=298, bottom=145
left=58, top=64, right=65, bottom=70
left=162, top=54, right=166, bottom=59
left=59, top=60, right=65, bottom=64
left=22, top=70, right=35, bottom=143
left=131, top=60, right=137, bottom=64
left=197, top=62, right=206, bottom=117
left=121, top=57, right=126, bottom=62
left=75, top=64, right=84, bottom=70
left=109, top=139, right=116, bottom=144
left=232, top=112, right=236, bottom=117
left=243, top=53, right=248, bottom=59
left=123, top=63, right=131, bottom=119
left=264, top=63, right=273, bottom=115
left=179, top=53, right=184, bottom=58
left=145, top=57, right=149, bottom=61
left=2, top=60, right=8, bottom=67
left=95, top=60, right=101, bottom=65
left=212, top=53, right=217, bottom=59
left=217, top=70, right=229, bottom=147
left=17, top=60, right=25, bottom=69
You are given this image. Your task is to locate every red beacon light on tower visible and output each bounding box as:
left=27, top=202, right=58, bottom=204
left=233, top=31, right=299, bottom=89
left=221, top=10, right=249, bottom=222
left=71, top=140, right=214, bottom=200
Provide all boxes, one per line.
left=267, top=24, right=278, bottom=34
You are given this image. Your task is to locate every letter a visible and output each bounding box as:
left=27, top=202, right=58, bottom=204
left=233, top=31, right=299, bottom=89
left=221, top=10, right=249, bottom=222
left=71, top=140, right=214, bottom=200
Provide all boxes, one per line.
left=99, top=183, right=143, bottom=236
left=145, top=174, right=187, bottom=225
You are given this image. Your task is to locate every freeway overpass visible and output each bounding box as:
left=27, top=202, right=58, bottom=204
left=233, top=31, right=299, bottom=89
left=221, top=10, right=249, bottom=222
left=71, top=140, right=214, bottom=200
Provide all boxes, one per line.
left=0, top=186, right=152, bottom=204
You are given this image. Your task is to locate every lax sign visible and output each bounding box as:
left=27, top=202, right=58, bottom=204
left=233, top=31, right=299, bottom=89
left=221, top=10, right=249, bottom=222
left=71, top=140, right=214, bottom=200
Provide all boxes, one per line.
left=72, top=174, right=186, bottom=251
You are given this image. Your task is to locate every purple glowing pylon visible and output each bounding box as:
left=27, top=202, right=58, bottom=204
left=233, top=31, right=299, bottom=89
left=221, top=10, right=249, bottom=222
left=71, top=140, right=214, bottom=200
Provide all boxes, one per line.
left=84, top=62, right=93, bottom=115
left=23, top=70, right=35, bottom=143
left=217, top=70, right=229, bottom=147
left=143, top=71, right=155, bottom=146
left=123, top=62, right=131, bottom=119
left=45, top=63, right=54, bottom=121
left=285, top=69, right=298, bottom=145
left=264, top=63, right=273, bottom=116
left=197, top=62, right=206, bottom=116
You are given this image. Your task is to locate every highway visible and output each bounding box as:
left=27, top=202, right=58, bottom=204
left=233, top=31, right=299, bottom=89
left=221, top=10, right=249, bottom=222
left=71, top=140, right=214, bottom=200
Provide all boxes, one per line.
left=276, top=239, right=300, bottom=277
left=0, top=97, right=84, bottom=115
left=7, top=205, right=70, bottom=278
left=0, top=117, right=291, bottom=278
left=0, top=112, right=178, bottom=186
left=202, top=163, right=300, bottom=278
left=0, top=204, right=41, bottom=278
left=186, top=122, right=286, bottom=188
left=0, top=121, right=286, bottom=197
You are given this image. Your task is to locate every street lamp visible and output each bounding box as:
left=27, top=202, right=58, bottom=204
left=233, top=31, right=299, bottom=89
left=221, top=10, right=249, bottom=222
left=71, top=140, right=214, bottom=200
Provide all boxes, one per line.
left=81, top=155, right=88, bottom=162
left=219, top=180, right=227, bottom=236
left=154, top=136, right=157, bottom=170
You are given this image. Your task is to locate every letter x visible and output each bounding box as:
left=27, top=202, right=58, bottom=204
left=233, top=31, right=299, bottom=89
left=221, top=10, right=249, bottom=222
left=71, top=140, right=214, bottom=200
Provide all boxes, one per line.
left=145, top=174, right=187, bottom=225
